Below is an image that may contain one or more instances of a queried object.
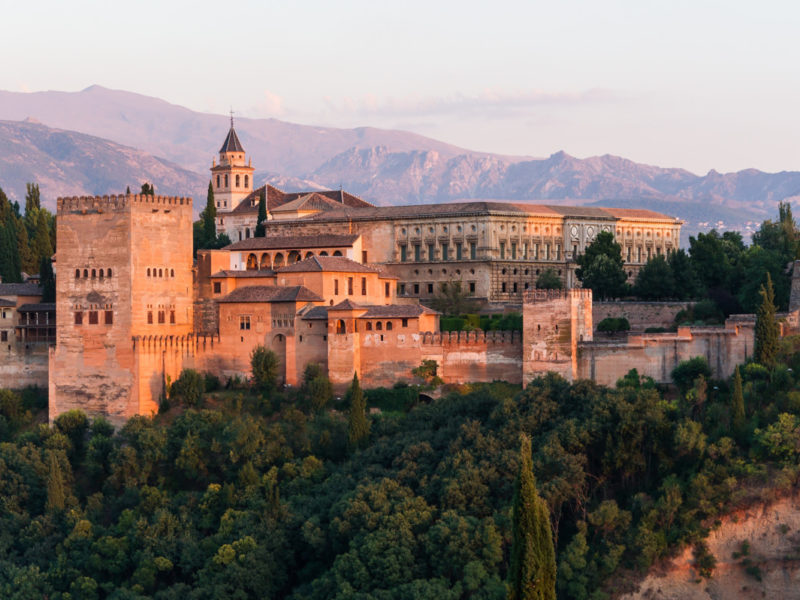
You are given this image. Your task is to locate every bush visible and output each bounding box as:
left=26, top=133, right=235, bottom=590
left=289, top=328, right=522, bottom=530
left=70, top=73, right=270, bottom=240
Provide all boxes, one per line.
left=203, top=372, right=221, bottom=392
left=170, top=369, right=204, bottom=406
left=671, top=357, right=711, bottom=395
left=366, top=386, right=419, bottom=413
left=251, top=345, right=280, bottom=394
left=597, top=317, right=631, bottom=334
left=693, top=541, right=717, bottom=579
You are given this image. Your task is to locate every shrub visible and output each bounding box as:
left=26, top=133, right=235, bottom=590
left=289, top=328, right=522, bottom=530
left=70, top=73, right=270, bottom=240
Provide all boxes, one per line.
left=693, top=541, right=717, bottom=579
left=170, top=369, right=204, bottom=406
left=203, top=372, right=221, bottom=392
left=597, top=317, right=631, bottom=334
left=251, top=345, right=280, bottom=394
left=671, top=357, right=711, bottom=395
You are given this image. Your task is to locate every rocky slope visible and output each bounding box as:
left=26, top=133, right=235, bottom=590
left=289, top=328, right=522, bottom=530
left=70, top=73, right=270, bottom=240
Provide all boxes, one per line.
left=619, top=493, right=800, bottom=600
left=0, top=119, right=205, bottom=205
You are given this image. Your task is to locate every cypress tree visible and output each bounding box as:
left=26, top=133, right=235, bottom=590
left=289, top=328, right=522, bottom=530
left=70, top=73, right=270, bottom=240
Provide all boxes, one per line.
left=126, top=185, right=131, bottom=195
left=347, top=372, right=370, bottom=449
left=508, top=434, right=556, bottom=600
left=31, top=210, right=54, bottom=270
left=15, top=217, right=36, bottom=275
left=40, top=257, right=55, bottom=302
left=202, top=181, right=217, bottom=246
left=755, top=272, right=779, bottom=368
left=255, top=187, right=267, bottom=237
left=46, top=452, right=66, bottom=512
left=731, top=365, right=745, bottom=432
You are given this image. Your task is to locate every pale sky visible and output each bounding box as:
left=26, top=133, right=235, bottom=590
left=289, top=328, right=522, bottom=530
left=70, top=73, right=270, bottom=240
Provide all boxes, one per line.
left=3, top=0, right=799, bottom=174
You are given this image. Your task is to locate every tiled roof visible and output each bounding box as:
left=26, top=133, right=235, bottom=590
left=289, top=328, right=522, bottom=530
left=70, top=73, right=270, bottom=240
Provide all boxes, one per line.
left=0, top=298, right=16, bottom=307
left=599, top=207, right=681, bottom=220
left=329, top=299, right=364, bottom=311
left=210, top=269, right=276, bottom=278
left=270, top=193, right=347, bottom=213
left=300, top=306, right=329, bottom=320
left=0, top=283, right=43, bottom=297
left=223, top=234, right=359, bottom=252
left=278, top=256, right=377, bottom=274
left=219, top=126, right=245, bottom=153
left=229, top=184, right=373, bottom=215
left=360, top=304, right=439, bottom=318
left=218, top=285, right=323, bottom=303
left=18, top=303, right=56, bottom=312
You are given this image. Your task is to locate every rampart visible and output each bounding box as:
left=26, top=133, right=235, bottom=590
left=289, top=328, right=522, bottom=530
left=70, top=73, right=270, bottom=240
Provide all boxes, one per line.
left=421, top=330, right=523, bottom=385
left=593, top=301, right=694, bottom=331
left=57, top=194, right=193, bottom=213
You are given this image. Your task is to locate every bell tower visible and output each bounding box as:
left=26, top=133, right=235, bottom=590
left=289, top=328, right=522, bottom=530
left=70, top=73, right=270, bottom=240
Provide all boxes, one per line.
left=210, top=114, right=255, bottom=213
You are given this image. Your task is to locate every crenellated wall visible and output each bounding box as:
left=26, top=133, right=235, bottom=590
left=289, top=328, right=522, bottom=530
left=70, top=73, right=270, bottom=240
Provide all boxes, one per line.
left=421, top=330, right=523, bottom=384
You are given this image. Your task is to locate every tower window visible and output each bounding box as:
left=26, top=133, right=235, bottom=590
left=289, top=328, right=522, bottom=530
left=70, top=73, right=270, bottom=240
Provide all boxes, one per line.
left=75, top=269, right=80, bottom=279
left=88, top=311, right=98, bottom=325
left=348, top=277, right=354, bottom=295
left=361, top=277, right=367, bottom=295
left=74, top=312, right=83, bottom=325
left=244, top=175, right=249, bottom=188
left=240, top=315, right=250, bottom=330
left=105, top=311, right=113, bottom=325
left=225, top=174, right=228, bottom=187
left=147, top=311, right=153, bottom=324
left=236, top=174, right=240, bottom=187
left=158, top=311, right=165, bottom=324
left=107, top=269, right=112, bottom=278
left=216, top=175, right=220, bottom=187
left=170, top=310, right=175, bottom=324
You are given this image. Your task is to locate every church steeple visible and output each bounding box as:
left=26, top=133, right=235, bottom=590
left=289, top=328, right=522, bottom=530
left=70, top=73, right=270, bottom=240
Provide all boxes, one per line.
left=211, top=114, right=254, bottom=214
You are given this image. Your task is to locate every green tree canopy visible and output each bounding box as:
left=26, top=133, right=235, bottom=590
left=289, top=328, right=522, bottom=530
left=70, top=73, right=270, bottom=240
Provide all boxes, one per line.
left=535, top=268, right=563, bottom=290
left=633, top=255, right=675, bottom=300
left=575, top=231, right=627, bottom=300
left=346, top=372, right=370, bottom=449
left=755, top=272, right=779, bottom=369
left=255, top=187, right=267, bottom=237
left=251, top=345, right=280, bottom=394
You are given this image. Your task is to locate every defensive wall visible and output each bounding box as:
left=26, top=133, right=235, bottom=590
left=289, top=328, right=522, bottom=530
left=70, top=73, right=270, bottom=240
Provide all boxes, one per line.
left=421, top=330, right=523, bottom=385
left=593, top=301, right=694, bottom=331
left=1, top=345, right=49, bottom=389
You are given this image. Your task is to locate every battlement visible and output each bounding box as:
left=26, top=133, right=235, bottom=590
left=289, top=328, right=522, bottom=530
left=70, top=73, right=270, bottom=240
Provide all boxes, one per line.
left=131, top=333, right=219, bottom=352
left=421, top=329, right=521, bottom=345
left=522, top=288, right=592, bottom=303
left=57, top=194, right=193, bottom=215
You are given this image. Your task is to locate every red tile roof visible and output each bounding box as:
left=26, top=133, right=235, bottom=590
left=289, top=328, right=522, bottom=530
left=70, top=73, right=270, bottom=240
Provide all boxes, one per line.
left=278, top=256, right=378, bottom=274
left=223, top=234, right=359, bottom=252
left=217, top=285, right=322, bottom=303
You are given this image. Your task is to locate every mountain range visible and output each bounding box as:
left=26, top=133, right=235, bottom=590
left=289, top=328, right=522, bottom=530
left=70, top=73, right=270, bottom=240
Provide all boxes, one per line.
left=1, top=85, right=799, bottom=237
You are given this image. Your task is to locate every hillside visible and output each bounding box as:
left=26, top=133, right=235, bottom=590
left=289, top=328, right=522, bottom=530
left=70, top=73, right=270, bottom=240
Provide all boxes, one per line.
left=0, top=120, right=205, bottom=204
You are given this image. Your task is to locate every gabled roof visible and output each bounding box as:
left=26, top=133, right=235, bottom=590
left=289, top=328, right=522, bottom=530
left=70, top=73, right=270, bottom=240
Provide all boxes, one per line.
left=270, top=193, right=347, bottom=214
left=219, top=126, right=245, bottom=153
left=329, top=299, right=365, bottom=311
left=223, top=234, right=359, bottom=252
left=218, top=285, right=323, bottom=304
left=18, top=303, right=55, bottom=312
left=0, top=298, right=16, bottom=307
left=278, top=256, right=377, bottom=274
left=230, top=184, right=373, bottom=215
left=300, top=306, right=329, bottom=320
left=0, top=283, right=43, bottom=297
left=210, top=269, right=276, bottom=278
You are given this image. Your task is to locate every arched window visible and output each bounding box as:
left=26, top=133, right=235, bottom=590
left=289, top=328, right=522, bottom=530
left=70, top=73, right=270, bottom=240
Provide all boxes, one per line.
left=246, top=254, right=258, bottom=270
left=244, top=175, right=249, bottom=188
left=273, top=253, right=284, bottom=268
left=158, top=268, right=163, bottom=277
left=336, top=319, right=346, bottom=334
left=386, top=321, right=393, bottom=331
left=235, top=174, right=240, bottom=187
left=75, top=269, right=80, bottom=278
left=319, top=251, right=329, bottom=256
left=260, top=253, right=271, bottom=269
left=366, top=322, right=373, bottom=331
left=224, top=174, right=228, bottom=187
left=288, top=250, right=301, bottom=264
left=91, top=269, right=96, bottom=278
left=99, top=269, right=104, bottom=278
left=147, top=268, right=151, bottom=277
left=216, top=175, right=220, bottom=187
left=333, top=250, right=343, bottom=256
left=83, top=269, right=88, bottom=278
left=376, top=321, right=383, bottom=331
left=107, top=268, right=112, bottom=278
left=170, top=269, right=174, bottom=277
left=305, top=251, right=314, bottom=259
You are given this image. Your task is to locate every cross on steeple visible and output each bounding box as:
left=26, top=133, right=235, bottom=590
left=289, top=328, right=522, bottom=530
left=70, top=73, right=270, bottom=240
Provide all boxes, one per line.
left=229, top=108, right=235, bottom=129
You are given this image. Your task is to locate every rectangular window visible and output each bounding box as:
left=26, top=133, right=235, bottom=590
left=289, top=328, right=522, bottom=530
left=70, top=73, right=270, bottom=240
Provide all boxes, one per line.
left=147, top=311, right=153, bottom=324
left=626, top=247, right=631, bottom=262
left=170, top=310, right=175, bottom=324
left=402, top=318, right=408, bottom=328
left=555, top=244, right=561, bottom=260
left=544, top=244, right=550, bottom=260
left=413, top=283, right=420, bottom=295
left=511, top=243, right=517, bottom=260
left=513, top=282, right=518, bottom=293
left=213, top=282, right=221, bottom=294
left=238, top=231, right=242, bottom=241
left=441, top=243, right=449, bottom=261
left=522, top=243, right=527, bottom=259
left=501, top=282, right=507, bottom=293
left=74, top=312, right=83, bottom=325
left=89, top=311, right=98, bottom=325
left=0, top=331, right=6, bottom=342
left=469, top=282, right=476, bottom=294
left=361, top=277, right=367, bottom=295
left=637, top=247, right=642, bottom=262
left=385, top=282, right=390, bottom=297
left=399, top=283, right=406, bottom=295
left=500, top=242, right=505, bottom=259
left=334, top=279, right=339, bottom=295
left=158, top=311, right=165, bottom=324
left=348, top=277, right=354, bottom=295
left=470, top=242, right=477, bottom=259
left=362, top=250, right=368, bottom=263
left=414, top=245, right=421, bottom=261
left=240, top=315, right=251, bottom=330
left=428, top=244, right=435, bottom=262
left=104, top=311, right=113, bottom=325
left=534, top=243, right=539, bottom=259
left=456, top=242, right=463, bottom=260
left=400, top=245, right=407, bottom=261
left=427, top=283, right=433, bottom=294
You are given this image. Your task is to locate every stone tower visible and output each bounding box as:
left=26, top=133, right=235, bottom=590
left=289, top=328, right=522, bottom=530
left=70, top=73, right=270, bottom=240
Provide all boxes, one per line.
left=49, top=194, right=194, bottom=425
left=521, top=288, right=593, bottom=384
left=210, top=118, right=255, bottom=214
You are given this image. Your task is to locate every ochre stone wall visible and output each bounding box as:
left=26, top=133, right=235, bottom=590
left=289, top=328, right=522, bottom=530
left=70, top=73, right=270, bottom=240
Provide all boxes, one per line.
left=1, top=346, right=49, bottom=388
left=422, top=331, right=523, bottom=385
left=593, top=301, right=694, bottom=331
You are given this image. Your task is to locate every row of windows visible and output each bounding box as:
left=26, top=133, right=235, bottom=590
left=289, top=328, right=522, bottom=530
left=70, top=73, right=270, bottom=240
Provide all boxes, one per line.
left=74, top=311, right=113, bottom=325
left=75, top=268, right=112, bottom=279
left=334, top=318, right=409, bottom=334
left=400, top=282, right=477, bottom=296
left=499, top=242, right=561, bottom=261
left=215, top=174, right=249, bottom=189
left=146, top=267, right=175, bottom=278
left=399, top=242, right=477, bottom=262
left=147, top=310, right=176, bottom=324
left=245, top=249, right=345, bottom=268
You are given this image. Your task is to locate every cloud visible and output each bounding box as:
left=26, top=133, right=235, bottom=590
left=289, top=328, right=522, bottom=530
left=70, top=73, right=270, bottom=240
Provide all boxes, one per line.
left=245, top=90, right=286, bottom=118
left=320, top=88, right=620, bottom=120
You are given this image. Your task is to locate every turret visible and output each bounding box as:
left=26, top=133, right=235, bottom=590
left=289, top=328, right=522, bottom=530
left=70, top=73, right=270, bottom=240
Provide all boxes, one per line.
left=210, top=116, right=255, bottom=213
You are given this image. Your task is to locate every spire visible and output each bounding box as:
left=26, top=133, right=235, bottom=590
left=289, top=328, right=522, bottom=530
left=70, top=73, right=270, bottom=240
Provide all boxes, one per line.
left=219, top=110, right=245, bottom=153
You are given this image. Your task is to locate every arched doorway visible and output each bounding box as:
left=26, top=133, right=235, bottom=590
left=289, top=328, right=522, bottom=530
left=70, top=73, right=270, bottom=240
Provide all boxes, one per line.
left=288, top=250, right=301, bottom=264
left=270, top=333, right=287, bottom=383
left=260, top=253, right=271, bottom=270
left=273, top=253, right=285, bottom=268
left=246, top=254, right=258, bottom=270
left=336, top=319, right=346, bottom=334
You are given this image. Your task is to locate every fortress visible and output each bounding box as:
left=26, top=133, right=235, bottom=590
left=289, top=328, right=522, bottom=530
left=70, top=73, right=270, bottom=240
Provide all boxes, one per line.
left=0, top=123, right=769, bottom=425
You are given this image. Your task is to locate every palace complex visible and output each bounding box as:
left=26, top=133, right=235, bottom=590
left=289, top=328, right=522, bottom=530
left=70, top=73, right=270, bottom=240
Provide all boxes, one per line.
left=0, top=123, right=773, bottom=425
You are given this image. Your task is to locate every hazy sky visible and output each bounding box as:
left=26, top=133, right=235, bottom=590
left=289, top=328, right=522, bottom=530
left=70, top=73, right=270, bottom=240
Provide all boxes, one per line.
left=3, top=0, right=799, bottom=174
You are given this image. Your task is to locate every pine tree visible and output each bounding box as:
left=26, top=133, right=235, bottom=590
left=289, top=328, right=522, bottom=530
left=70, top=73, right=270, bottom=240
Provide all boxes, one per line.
left=508, top=434, right=556, bottom=600
left=755, top=272, right=779, bottom=368
left=126, top=185, right=131, bottom=195
left=731, top=365, right=745, bottom=432
left=140, top=183, right=154, bottom=195
left=202, top=181, right=217, bottom=246
left=40, top=257, right=55, bottom=303
left=255, top=187, right=267, bottom=237
left=46, top=452, right=66, bottom=512
left=347, top=372, right=370, bottom=449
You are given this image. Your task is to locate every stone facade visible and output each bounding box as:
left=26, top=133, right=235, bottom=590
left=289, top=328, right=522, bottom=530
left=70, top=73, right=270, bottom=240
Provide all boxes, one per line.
left=0, top=283, right=52, bottom=389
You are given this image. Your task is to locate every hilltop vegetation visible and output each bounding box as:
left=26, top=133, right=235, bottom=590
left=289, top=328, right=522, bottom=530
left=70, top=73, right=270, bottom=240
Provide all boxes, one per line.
left=2, top=325, right=800, bottom=598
